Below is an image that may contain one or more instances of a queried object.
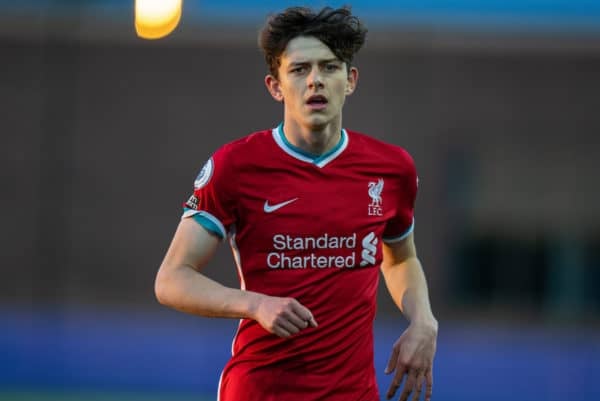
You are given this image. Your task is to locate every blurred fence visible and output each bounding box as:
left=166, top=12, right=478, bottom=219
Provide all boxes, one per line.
left=2, top=307, right=599, bottom=401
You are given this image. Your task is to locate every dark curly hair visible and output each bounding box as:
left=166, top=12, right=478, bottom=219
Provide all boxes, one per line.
left=258, top=6, right=367, bottom=78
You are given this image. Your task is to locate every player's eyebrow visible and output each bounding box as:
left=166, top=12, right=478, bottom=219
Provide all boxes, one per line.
left=320, top=58, right=341, bottom=64
left=288, top=58, right=340, bottom=67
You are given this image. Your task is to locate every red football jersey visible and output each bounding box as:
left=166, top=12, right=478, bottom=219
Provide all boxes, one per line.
left=182, top=124, right=418, bottom=401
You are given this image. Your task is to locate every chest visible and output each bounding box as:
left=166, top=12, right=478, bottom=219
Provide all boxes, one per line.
left=234, top=163, right=399, bottom=242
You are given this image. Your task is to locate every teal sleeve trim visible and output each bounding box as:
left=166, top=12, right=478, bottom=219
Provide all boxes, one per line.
left=182, top=207, right=225, bottom=239
left=383, top=218, right=415, bottom=243
left=192, top=214, right=224, bottom=239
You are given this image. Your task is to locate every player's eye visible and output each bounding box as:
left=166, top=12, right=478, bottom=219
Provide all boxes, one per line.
left=324, top=63, right=340, bottom=72
left=290, top=66, right=306, bottom=74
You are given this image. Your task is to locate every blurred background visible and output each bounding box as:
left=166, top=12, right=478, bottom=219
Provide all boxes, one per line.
left=1, top=1, right=599, bottom=400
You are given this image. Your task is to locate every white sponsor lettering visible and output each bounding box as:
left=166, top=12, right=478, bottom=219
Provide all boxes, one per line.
left=266, top=232, right=378, bottom=269
left=272, top=233, right=356, bottom=250
left=267, top=252, right=356, bottom=269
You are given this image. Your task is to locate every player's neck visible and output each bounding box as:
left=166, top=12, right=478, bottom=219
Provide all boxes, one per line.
left=281, top=119, right=342, bottom=156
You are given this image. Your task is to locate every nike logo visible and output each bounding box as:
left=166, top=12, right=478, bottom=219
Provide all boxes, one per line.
left=263, top=198, right=299, bottom=213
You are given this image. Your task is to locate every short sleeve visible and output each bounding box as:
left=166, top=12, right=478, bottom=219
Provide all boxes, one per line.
left=382, top=151, right=418, bottom=243
left=181, top=147, right=237, bottom=239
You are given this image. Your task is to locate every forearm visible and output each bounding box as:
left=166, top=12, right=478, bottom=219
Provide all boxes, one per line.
left=155, top=219, right=265, bottom=320
left=382, top=253, right=438, bottom=401
left=381, top=257, right=436, bottom=326
left=155, top=263, right=261, bottom=319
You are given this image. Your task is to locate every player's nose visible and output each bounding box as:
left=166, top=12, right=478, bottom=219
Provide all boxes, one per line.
left=307, top=69, right=324, bottom=89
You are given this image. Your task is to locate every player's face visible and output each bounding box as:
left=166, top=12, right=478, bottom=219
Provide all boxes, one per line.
left=265, top=36, right=358, bottom=131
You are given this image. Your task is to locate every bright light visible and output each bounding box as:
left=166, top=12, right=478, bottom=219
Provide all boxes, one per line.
left=135, top=0, right=183, bottom=40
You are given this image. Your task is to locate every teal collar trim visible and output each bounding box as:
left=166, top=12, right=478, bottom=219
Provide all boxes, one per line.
left=273, top=123, right=348, bottom=168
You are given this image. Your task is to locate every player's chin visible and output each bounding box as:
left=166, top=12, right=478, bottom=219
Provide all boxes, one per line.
left=304, top=114, right=331, bottom=130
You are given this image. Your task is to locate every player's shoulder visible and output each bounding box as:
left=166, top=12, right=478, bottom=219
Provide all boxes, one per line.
left=210, top=128, right=274, bottom=166
left=345, top=129, right=415, bottom=171
left=217, top=128, right=273, bottom=155
left=190, top=129, right=273, bottom=191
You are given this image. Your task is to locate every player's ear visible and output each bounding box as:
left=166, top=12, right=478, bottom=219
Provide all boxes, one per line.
left=345, top=66, right=358, bottom=96
left=265, top=75, right=284, bottom=102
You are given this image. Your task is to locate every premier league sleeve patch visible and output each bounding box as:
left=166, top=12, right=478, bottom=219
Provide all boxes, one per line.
left=194, top=157, right=214, bottom=189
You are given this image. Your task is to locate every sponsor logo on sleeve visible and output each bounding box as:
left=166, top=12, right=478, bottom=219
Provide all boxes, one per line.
left=194, top=157, right=214, bottom=189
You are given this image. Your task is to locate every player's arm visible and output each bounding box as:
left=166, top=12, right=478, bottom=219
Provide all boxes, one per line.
left=154, top=218, right=317, bottom=337
left=381, top=232, right=437, bottom=330
left=380, top=232, right=438, bottom=401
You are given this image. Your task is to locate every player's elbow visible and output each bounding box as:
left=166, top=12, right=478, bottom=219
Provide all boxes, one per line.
left=154, top=266, right=173, bottom=306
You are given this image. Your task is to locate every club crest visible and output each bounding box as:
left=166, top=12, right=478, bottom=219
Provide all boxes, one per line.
left=368, top=178, right=384, bottom=216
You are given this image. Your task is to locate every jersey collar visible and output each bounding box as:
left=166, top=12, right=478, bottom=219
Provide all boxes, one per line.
left=272, top=122, right=349, bottom=168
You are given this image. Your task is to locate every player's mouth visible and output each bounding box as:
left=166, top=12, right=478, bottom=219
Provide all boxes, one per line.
left=306, top=95, right=328, bottom=110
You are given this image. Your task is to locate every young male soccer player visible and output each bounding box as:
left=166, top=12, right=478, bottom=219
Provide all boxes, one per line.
left=155, top=6, right=438, bottom=401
